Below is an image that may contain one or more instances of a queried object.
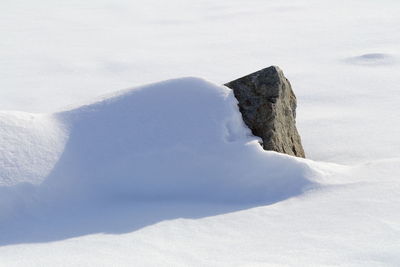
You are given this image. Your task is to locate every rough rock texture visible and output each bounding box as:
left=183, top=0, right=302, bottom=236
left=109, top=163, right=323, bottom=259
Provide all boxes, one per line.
left=225, top=66, right=305, bottom=158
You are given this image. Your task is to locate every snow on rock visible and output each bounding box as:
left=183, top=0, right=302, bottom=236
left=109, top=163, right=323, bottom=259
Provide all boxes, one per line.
left=0, top=77, right=319, bottom=222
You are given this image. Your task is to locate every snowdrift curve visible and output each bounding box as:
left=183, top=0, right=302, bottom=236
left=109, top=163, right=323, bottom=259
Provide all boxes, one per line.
left=0, top=77, right=318, bottom=220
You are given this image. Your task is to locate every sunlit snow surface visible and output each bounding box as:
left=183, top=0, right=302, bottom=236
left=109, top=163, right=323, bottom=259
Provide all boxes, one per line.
left=0, top=0, right=400, bottom=266
left=0, top=78, right=319, bottom=222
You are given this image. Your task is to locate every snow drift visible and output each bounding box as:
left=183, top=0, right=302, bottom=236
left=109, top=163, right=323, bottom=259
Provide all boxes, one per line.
left=0, top=77, right=318, bottom=221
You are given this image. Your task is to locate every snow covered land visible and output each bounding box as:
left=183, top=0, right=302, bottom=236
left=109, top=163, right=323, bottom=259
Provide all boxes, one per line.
left=1, top=0, right=400, bottom=266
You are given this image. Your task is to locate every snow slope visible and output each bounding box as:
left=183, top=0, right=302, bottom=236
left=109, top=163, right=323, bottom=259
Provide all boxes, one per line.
left=1, top=77, right=399, bottom=267
left=0, top=77, right=317, bottom=204
left=0, top=78, right=320, bottom=239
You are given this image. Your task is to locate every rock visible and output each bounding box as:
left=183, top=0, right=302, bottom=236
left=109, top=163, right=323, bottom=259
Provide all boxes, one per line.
left=225, top=66, right=305, bottom=158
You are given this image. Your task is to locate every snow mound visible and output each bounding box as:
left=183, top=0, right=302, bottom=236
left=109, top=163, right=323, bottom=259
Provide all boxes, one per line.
left=0, top=77, right=318, bottom=220
left=345, top=53, right=396, bottom=66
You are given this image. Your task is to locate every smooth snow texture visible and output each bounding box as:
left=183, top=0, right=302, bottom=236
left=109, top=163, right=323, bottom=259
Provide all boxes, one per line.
left=42, top=77, right=316, bottom=204
left=345, top=53, right=397, bottom=66
left=1, top=0, right=400, bottom=266
left=3, top=160, right=399, bottom=267
left=0, top=78, right=318, bottom=227
left=2, top=0, right=400, bottom=164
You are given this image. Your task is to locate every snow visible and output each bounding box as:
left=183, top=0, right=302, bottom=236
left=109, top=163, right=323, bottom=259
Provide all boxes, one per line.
left=0, top=112, right=66, bottom=187
left=0, top=77, right=318, bottom=224
left=1, top=0, right=400, bottom=266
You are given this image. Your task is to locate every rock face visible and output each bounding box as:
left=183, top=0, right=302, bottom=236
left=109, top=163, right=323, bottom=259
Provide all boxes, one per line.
left=225, top=66, right=305, bottom=158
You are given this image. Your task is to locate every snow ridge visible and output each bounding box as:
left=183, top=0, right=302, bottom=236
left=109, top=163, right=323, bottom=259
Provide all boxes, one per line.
left=0, top=78, right=319, bottom=223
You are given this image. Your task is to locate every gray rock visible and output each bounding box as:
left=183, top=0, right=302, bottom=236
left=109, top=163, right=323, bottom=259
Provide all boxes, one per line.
left=225, top=66, right=305, bottom=158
